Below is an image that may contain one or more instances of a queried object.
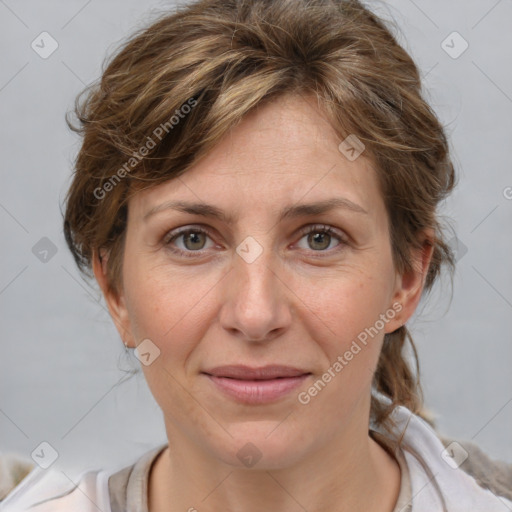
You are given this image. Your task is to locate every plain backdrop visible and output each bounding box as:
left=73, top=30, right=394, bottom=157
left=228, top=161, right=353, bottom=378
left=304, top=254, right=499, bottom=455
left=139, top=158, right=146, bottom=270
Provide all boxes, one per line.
left=1, top=0, right=511, bottom=478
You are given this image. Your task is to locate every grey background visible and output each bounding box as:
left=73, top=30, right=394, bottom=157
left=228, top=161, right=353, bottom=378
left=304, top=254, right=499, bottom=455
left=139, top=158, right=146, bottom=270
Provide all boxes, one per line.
left=1, top=0, right=511, bottom=478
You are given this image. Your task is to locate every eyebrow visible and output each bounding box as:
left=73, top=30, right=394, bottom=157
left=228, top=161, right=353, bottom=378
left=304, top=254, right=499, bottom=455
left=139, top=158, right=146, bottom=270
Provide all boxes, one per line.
left=143, top=197, right=368, bottom=223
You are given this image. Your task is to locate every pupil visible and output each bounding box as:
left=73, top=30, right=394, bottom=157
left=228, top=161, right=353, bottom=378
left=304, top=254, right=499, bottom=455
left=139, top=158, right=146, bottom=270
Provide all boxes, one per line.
left=310, top=232, right=329, bottom=250
left=186, top=232, right=204, bottom=250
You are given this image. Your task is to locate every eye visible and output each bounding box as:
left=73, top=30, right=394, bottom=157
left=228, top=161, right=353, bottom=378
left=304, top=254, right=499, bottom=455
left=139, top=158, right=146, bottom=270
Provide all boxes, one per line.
left=163, top=226, right=215, bottom=257
left=295, top=224, right=347, bottom=253
left=163, top=223, right=348, bottom=259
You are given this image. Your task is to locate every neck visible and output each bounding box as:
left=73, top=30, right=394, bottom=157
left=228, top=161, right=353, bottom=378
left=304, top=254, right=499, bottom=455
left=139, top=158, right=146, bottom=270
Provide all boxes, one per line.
left=148, top=416, right=401, bottom=512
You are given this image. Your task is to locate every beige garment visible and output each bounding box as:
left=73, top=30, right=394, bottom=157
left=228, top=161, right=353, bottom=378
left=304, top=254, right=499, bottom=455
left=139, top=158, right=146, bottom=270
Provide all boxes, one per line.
left=106, top=434, right=512, bottom=511
left=107, top=435, right=414, bottom=512
left=2, top=434, right=510, bottom=510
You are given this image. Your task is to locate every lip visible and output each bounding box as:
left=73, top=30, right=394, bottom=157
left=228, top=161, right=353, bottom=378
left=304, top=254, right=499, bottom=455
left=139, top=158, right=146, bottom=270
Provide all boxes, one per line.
left=202, top=365, right=311, bottom=404
left=203, top=364, right=310, bottom=380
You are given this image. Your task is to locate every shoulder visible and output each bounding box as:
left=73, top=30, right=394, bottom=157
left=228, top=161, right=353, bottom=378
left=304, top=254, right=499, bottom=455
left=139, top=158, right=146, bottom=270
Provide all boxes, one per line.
left=0, top=467, right=109, bottom=512
left=0, top=444, right=166, bottom=512
left=438, top=435, right=512, bottom=503
left=379, top=405, right=512, bottom=511
left=0, top=453, right=34, bottom=501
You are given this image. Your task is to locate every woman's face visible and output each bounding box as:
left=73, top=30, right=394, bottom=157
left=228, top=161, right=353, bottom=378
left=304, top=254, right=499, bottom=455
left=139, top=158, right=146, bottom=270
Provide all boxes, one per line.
left=98, top=94, right=428, bottom=469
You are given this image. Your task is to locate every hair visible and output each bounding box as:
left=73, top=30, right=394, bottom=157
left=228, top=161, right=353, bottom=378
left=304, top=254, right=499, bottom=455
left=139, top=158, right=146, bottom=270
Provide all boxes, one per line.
left=63, top=0, right=456, bottom=429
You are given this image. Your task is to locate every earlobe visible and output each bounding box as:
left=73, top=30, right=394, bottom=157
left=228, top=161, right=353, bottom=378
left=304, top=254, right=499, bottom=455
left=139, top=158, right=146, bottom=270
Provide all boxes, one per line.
left=92, top=249, right=134, bottom=348
left=385, top=230, right=435, bottom=333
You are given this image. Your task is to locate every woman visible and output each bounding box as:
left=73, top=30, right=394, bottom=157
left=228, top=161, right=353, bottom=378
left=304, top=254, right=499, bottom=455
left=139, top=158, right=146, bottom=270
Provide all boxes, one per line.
left=4, top=0, right=512, bottom=510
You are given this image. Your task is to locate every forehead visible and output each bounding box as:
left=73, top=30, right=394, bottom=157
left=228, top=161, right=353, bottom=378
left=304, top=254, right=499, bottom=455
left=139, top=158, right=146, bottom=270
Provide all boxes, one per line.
left=130, top=93, right=383, bottom=221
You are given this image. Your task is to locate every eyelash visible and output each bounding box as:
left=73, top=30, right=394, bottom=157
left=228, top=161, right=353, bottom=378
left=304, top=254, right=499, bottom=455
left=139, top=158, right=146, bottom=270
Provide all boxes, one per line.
left=163, top=224, right=348, bottom=259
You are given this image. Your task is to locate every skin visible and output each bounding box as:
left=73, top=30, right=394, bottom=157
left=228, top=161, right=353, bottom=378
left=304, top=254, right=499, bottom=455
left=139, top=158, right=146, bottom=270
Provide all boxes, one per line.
left=94, top=93, right=433, bottom=512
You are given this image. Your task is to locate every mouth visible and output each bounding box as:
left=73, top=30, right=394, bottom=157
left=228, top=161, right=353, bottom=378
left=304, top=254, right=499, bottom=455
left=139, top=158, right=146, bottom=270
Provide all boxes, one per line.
left=201, top=365, right=312, bottom=404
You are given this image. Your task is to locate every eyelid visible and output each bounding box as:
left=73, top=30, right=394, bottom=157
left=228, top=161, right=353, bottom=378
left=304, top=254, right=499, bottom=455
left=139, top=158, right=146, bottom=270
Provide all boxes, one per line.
left=162, top=224, right=212, bottom=245
left=296, top=223, right=348, bottom=243
left=162, top=223, right=349, bottom=257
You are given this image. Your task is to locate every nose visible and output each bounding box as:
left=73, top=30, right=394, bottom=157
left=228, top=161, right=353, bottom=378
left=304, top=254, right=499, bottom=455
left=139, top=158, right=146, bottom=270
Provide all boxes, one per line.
left=218, top=239, right=292, bottom=343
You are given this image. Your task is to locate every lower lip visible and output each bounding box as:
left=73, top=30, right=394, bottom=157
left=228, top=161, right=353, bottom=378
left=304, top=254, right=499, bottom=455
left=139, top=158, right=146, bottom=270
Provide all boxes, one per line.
left=204, top=374, right=310, bottom=404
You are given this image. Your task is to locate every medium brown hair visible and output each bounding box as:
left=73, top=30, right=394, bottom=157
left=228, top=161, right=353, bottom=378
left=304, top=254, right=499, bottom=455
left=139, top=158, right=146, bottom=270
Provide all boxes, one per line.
left=64, top=0, right=456, bottom=428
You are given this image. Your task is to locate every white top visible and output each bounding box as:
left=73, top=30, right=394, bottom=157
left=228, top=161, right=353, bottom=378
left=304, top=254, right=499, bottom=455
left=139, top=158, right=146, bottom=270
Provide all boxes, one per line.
left=2, top=404, right=512, bottom=511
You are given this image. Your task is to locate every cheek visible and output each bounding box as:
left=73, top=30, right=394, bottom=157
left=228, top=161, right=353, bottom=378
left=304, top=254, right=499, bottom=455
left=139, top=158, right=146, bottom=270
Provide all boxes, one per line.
left=291, top=278, right=389, bottom=423
left=122, top=259, right=221, bottom=357
left=301, top=269, right=393, bottom=342
left=294, top=266, right=395, bottom=390
left=121, top=266, right=217, bottom=416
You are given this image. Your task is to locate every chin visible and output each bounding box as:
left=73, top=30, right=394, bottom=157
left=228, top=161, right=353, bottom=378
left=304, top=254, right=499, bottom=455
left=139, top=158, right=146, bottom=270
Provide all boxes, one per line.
left=212, top=423, right=311, bottom=470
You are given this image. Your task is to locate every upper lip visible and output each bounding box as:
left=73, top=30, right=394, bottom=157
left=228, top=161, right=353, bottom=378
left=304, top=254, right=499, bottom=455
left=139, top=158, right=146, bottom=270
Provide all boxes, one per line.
left=203, top=365, right=311, bottom=380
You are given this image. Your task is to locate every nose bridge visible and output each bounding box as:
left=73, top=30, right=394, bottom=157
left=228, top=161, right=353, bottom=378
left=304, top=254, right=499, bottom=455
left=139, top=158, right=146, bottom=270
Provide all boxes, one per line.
left=219, top=233, right=291, bottom=341
left=235, top=233, right=281, bottom=307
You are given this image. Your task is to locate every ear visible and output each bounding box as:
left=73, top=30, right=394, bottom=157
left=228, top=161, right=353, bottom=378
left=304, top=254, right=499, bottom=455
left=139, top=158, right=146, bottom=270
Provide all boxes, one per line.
left=384, top=229, right=435, bottom=333
left=92, top=248, right=135, bottom=348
